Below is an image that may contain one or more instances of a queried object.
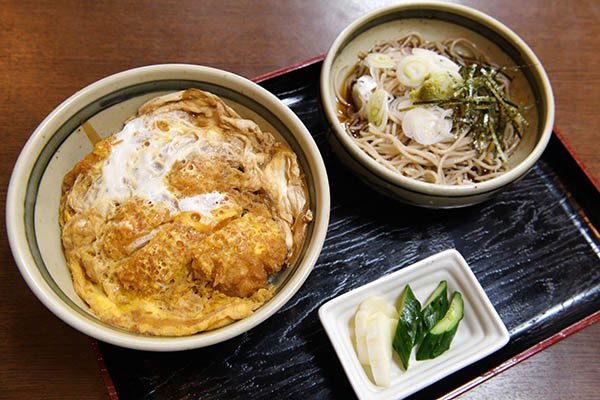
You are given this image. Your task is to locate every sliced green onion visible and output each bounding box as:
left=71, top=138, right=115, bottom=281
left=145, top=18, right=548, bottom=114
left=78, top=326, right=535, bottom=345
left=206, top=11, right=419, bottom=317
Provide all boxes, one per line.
left=397, top=54, right=433, bottom=88
left=366, top=53, right=395, bottom=69
left=367, top=88, right=389, bottom=128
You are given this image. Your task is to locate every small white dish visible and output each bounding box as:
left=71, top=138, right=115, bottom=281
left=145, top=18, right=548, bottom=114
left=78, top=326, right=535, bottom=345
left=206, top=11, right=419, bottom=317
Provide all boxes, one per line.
left=318, top=249, right=509, bottom=400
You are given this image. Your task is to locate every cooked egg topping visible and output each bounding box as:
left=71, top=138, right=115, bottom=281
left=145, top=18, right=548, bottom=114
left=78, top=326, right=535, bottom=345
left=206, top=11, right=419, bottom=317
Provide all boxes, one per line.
left=60, top=89, right=311, bottom=336
left=82, top=110, right=232, bottom=219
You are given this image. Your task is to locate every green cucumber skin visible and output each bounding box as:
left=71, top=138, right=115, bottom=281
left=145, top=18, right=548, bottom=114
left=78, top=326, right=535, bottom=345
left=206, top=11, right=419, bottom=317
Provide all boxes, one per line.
left=392, top=285, right=421, bottom=370
left=417, top=281, right=449, bottom=344
left=416, top=292, right=464, bottom=361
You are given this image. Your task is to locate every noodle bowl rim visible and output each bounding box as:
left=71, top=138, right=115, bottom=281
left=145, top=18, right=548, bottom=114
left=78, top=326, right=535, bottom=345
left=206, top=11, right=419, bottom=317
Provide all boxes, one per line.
left=321, top=1, right=554, bottom=198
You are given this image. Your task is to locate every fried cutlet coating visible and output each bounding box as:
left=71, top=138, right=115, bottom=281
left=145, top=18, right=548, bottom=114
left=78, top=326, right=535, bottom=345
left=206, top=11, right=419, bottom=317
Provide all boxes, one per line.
left=102, top=200, right=172, bottom=260
left=116, top=206, right=241, bottom=296
left=192, top=207, right=287, bottom=298
left=59, top=89, right=311, bottom=335
left=166, top=154, right=245, bottom=197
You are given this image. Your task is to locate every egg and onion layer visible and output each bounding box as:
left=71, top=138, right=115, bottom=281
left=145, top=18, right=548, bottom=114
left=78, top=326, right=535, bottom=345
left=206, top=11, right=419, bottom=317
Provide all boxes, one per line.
left=60, top=89, right=311, bottom=336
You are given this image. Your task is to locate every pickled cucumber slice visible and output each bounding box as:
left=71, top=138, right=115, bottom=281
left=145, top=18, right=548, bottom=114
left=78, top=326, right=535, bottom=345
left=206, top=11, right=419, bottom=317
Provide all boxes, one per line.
left=392, top=285, right=421, bottom=370
left=416, top=291, right=464, bottom=360
left=418, top=280, right=449, bottom=344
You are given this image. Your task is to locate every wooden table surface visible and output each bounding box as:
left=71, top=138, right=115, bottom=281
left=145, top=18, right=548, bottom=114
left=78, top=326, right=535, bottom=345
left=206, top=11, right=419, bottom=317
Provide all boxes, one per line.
left=1, top=1, right=598, bottom=399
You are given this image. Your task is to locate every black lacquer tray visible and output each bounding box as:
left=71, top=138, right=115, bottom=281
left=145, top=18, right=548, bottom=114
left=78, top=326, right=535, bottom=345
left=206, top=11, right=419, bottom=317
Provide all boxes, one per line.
left=96, top=59, right=600, bottom=400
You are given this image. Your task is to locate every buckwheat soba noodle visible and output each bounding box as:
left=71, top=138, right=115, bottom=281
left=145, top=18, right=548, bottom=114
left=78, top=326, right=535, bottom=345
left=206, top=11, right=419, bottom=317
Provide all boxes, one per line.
left=337, top=33, right=528, bottom=185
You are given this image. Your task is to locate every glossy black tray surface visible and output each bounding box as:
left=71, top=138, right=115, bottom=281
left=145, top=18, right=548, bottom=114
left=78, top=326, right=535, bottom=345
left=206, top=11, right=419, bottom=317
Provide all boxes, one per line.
left=98, top=61, right=600, bottom=400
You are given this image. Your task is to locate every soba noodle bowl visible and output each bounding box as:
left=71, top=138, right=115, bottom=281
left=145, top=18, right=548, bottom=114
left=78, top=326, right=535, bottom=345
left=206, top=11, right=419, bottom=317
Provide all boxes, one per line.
left=337, top=33, right=527, bottom=185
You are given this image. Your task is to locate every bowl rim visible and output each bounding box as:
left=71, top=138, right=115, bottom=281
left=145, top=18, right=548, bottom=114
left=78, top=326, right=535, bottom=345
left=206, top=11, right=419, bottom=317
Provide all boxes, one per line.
left=6, top=63, right=330, bottom=351
left=320, top=0, right=555, bottom=197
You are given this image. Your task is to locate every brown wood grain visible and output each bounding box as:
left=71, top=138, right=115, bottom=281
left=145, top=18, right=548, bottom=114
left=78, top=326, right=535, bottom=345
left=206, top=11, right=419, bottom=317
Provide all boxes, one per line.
left=0, top=1, right=598, bottom=399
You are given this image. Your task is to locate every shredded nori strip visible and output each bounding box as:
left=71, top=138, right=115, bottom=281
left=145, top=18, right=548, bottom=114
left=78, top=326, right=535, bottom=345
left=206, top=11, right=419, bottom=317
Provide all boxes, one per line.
left=406, top=64, right=528, bottom=160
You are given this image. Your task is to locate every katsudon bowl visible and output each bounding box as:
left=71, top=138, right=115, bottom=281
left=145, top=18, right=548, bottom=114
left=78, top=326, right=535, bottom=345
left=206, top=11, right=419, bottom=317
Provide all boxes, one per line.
left=6, top=64, right=330, bottom=351
left=321, top=1, right=554, bottom=208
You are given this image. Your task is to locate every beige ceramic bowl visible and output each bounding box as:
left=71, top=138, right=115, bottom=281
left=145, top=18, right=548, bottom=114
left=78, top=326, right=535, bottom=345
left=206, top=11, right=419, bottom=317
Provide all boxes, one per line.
left=6, top=64, right=330, bottom=351
left=321, top=1, right=554, bottom=208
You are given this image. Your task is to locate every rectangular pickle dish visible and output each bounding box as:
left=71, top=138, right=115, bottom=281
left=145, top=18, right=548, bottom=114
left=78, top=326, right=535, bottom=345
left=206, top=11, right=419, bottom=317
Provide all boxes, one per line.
left=319, top=249, right=509, bottom=400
